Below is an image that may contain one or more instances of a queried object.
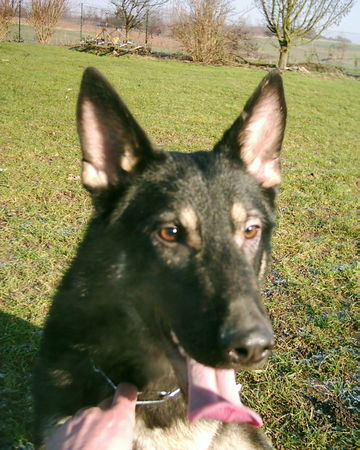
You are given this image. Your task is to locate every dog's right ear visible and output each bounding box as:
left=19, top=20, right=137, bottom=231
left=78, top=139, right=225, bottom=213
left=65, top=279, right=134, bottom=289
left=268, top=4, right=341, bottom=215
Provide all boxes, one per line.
left=77, top=67, right=155, bottom=192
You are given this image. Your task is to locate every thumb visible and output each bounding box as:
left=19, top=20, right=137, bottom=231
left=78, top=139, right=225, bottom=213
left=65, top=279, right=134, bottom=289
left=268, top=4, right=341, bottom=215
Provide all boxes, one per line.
left=112, top=383, right=138, bottom=410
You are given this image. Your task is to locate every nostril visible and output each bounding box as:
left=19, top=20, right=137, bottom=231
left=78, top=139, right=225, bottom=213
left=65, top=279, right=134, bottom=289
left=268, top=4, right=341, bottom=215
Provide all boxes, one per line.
left=229, top=344, right=270, bottom=365
left=228, top=347, right=249, bottom=364
left=223, top=331, right=274, bottom=366
left=236, top=347, right=249, bottom=358
left=235, top=347, right=250, bottom=361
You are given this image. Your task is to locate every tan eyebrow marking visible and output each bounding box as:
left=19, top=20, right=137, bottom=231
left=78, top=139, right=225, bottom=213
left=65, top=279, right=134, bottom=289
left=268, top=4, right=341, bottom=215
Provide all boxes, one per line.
left=231, top=202, right=247, bottom=225
left=179, top=207, right=198, bottom=231
left=179, top=207, right=201, bottom=250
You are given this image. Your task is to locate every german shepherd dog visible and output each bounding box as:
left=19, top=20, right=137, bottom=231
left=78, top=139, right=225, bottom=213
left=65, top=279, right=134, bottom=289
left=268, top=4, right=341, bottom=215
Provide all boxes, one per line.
left=34, top=68, right=286, bottom=449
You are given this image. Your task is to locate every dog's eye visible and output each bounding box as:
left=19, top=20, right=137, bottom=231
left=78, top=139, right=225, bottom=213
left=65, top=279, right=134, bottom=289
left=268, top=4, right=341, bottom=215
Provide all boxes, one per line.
left=158, top=226, right=179, bottom=242
left=244, top=225, right=260, bottom=239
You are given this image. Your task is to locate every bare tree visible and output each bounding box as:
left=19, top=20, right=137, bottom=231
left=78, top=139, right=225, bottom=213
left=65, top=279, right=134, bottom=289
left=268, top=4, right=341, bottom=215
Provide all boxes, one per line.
left=0, top=0, right=17, bottom=42
left=257, top=0, right=355, bottom=69
left=173, top=0, right=233, bottom=64
left=28, top=0, right=68, bottom=44
left=111, top=0, right=168, bottom=41
left=229, top=24, right=259, bottom=59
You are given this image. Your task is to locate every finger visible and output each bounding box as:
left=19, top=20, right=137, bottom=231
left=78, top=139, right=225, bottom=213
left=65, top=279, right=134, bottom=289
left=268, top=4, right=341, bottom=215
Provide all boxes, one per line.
left=112, top=383, right=138, bottom=408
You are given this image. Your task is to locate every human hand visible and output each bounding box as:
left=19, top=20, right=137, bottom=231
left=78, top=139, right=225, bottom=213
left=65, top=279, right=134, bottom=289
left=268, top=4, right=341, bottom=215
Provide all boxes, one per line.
left=46, top=383, right=137, bottom=450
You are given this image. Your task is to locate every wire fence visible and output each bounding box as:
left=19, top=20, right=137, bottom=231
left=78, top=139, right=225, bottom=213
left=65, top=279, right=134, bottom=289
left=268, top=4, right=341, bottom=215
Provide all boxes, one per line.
left=7, top=1, right=360, bottom=76
left=12, top=2, right=120, bottom=45
left=11, top=1, right=180, bottom=51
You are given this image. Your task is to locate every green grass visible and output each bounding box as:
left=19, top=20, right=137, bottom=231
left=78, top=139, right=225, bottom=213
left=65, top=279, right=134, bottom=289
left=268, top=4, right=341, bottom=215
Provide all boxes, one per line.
left=1, top=43, right=359, bottom=449
left=9, top=22, right=360, bottom=76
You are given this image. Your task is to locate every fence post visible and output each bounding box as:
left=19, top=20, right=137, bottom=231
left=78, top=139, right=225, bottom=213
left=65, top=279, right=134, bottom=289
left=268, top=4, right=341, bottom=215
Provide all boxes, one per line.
left=18, top=0, right=22, bottom=42
left=145, top=9, right=149, bottom=45
left=80, top=3, right=84, bottom=41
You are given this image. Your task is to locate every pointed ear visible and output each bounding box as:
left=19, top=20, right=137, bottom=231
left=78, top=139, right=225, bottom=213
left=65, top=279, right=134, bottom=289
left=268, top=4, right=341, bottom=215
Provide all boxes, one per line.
left=214, top=70, right=287, bottom=188
left=77, top=67, right=154, bottom=191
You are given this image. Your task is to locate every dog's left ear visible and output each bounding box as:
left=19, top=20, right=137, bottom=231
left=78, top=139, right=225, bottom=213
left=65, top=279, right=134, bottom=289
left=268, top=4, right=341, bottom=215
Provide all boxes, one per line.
left=77, top=67, right=155, bottom=192
left=215, top=70, right=287, bottom=188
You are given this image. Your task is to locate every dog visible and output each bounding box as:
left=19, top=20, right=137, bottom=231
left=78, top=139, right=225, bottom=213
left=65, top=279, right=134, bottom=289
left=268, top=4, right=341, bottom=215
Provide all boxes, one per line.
left=33, top=67, right=286, bottom=449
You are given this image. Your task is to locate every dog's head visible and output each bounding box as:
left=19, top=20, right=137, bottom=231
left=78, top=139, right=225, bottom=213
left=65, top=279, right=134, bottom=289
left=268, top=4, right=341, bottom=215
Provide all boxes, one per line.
left=77, top=68, right=286, bottom=425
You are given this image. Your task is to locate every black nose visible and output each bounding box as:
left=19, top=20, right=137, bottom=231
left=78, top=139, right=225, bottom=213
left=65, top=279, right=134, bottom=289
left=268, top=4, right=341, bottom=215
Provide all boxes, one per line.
left=220, top=328, right=274, bottom=367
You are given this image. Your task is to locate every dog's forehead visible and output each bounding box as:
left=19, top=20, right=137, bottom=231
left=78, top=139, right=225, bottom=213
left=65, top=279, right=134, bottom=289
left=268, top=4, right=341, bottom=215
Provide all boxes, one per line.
left=144, top=151, right=268, bottom=221
left=113, top=151, right=272, bottom=229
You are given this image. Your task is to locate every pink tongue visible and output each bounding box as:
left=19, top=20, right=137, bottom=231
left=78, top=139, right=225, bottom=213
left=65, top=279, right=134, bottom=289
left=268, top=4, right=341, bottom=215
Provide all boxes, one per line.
left=187, top=357, right=262, bottom=427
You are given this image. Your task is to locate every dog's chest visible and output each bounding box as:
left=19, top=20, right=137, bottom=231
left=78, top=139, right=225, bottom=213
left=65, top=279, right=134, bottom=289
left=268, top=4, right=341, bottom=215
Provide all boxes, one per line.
left=133, top=419, right=266, bottom=449
left=134, top=418, right=219, bottom=449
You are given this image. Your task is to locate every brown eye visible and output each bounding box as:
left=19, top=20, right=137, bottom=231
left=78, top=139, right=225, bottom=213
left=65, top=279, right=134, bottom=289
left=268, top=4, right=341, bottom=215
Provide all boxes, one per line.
left=244, top=225, right=260, bottom=239
left=158, top=227, right=179, bottom=242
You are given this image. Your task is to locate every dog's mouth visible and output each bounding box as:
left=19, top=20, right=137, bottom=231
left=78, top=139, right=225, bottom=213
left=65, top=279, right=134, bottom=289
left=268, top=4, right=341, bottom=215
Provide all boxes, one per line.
left=163, top=329, right=263, bottom=427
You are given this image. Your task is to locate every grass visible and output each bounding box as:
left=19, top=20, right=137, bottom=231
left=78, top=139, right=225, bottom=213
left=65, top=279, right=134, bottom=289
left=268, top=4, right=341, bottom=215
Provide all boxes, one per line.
left=9, top=21, right=360, bottom=76
left=0, top=42, right=359, bottom=449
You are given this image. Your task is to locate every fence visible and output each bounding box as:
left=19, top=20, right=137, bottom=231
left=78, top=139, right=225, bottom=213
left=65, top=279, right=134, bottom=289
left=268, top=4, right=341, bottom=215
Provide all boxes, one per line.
left=12, top=1, right=121, bottom=45
left=10, top=1, right=180, bottom=51
left=6, top=1, right=360, bottom=76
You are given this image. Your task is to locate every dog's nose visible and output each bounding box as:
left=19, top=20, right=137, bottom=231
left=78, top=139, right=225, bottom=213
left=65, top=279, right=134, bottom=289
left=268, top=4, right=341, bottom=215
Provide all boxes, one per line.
left=220, top=328, right=274, bottom=366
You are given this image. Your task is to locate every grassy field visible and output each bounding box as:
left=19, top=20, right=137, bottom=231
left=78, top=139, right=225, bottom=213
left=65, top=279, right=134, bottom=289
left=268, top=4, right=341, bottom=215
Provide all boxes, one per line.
left=0, top=43, right=359, bottom=449
left=9, top=21, right=360, bottom=76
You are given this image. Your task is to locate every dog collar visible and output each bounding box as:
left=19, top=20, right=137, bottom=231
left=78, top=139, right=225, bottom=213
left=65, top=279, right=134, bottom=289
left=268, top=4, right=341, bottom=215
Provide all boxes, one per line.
left=92, top=361, right=181, bottom=405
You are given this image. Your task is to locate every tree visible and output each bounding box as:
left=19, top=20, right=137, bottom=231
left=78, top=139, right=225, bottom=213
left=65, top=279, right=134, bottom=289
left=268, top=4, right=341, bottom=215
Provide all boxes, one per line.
left=257, top=0, right=355, bottom=69
left=172, top=0, right=233, bottom=64
left=111, top=0, right=168, bottom=41
left=28, top=0, right=67, bottom=44
left=0, top=0, right=17, bottom=42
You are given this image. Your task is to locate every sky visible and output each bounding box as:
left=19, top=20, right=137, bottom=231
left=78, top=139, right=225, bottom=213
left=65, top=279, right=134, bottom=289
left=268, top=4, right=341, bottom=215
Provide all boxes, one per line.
left=236, top=0, right=360, bottom=42
left=76, top=0, right=360, bottom=43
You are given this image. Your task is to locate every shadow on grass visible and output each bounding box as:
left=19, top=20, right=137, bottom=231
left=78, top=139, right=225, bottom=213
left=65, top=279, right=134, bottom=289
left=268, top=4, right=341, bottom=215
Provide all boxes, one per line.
left=0, top=311, right=41, bottom=449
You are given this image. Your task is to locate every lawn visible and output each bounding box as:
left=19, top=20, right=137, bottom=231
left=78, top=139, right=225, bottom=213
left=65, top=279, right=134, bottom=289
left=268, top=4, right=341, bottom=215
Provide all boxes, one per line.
left=0, top=43, right=359, bottom=449
left=10, top=21, right=360, bottom=76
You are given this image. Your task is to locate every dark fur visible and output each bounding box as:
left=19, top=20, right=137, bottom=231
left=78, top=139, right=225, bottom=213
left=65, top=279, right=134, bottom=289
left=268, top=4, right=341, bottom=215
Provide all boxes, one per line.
left=34, top=68, right=286, bottom=448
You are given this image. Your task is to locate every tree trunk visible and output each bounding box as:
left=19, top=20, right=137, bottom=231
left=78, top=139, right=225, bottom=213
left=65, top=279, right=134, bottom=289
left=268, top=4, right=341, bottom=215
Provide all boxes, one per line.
left=278, top=45, right=289, bottom=70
